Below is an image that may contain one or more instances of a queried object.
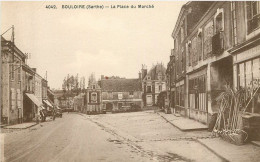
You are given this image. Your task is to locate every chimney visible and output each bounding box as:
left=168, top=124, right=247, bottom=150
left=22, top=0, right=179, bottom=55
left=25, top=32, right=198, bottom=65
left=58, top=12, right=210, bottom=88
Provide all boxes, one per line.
left=139, top=72, right=142, bottom=80
left=141, top=64, right=147, bottom=80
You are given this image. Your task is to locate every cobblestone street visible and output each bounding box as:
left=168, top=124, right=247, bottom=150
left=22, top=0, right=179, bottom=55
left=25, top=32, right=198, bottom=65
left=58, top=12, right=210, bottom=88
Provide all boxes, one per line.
left=2, top=112, right=222, bottom=162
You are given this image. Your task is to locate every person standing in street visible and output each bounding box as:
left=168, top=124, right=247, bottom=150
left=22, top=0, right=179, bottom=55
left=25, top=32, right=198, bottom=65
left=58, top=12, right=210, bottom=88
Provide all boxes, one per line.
left=52, top=108, right=56, bottom=121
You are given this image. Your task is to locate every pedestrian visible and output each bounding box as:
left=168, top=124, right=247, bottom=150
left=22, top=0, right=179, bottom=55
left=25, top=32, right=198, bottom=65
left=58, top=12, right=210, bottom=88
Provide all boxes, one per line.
left=53, top=109, right=56, bottom=121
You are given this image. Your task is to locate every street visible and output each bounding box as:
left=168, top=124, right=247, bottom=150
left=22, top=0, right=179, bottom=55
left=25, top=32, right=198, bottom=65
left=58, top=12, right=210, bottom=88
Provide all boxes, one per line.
left=3, top=111, right=222, bottom=162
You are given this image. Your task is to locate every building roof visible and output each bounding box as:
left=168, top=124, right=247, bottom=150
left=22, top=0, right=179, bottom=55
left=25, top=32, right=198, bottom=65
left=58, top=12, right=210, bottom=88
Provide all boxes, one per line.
left=145, top=63, right=166, bottom=81
left=101, top=79, right=142, bottom=92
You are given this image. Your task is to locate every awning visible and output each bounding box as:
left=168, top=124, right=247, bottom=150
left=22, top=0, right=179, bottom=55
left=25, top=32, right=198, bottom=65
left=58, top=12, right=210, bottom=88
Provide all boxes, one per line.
left=43, top=100, right=53, bottom=108
left=25, top=93, right=43, bottom=107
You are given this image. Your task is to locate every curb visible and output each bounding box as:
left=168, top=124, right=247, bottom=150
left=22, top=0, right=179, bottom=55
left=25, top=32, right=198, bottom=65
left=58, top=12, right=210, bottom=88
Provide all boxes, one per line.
left=157, top=112, right=208, bottom=132
left=157, top=112, right=184, bottom=131
left=3, top=123, right=38, bottom=130
left=196, top=139, right=229, bottom=162
left=251, top=141, right=260, bottom=147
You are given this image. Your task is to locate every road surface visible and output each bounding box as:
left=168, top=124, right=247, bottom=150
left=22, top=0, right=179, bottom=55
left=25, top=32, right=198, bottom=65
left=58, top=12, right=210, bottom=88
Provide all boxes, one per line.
left=2, top=111, right=222, bottom=162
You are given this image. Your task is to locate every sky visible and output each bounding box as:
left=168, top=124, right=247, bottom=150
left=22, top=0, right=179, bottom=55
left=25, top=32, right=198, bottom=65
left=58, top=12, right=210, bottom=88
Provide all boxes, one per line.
left=1, top=1, right=186, bottom=89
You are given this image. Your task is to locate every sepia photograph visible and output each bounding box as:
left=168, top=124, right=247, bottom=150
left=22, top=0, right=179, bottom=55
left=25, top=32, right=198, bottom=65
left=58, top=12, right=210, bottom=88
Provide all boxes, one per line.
left=1, top=0, right=260, bottom=161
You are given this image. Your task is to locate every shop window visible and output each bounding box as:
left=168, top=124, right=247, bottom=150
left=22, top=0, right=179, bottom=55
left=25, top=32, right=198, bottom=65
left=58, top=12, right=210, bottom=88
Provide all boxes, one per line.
left=237, top=58, right=260, bottom=113
left=246, top=1, right=260, bottom=34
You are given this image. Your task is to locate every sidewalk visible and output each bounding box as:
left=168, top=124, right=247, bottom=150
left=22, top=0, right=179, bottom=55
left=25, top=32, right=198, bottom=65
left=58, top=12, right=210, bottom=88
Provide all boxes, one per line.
left=3, top=122, right=37, bottom=129
left=157, top=112, right=208, bottom=131
left=197, top=138, right=260, bottom=162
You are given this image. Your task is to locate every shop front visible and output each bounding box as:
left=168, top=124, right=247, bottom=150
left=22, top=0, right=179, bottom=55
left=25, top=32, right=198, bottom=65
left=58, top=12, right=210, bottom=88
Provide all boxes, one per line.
left=231, top=43, right=260, bottom=140
left=187, top=67, right=208, bottom=124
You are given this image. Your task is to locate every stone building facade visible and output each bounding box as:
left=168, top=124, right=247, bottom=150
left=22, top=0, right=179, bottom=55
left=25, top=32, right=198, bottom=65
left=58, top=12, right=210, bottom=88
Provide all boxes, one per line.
left=141, top=63, right=167, bottom=107
left=100, top=77, right=142, bottom=111
left=1, top=36, right=27, bottom=124
left=166, top=1, right=259, bottom=125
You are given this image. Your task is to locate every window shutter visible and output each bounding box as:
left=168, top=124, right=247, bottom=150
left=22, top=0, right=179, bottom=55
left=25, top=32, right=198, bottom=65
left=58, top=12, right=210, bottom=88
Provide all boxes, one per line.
left=246, top=2, right=252, bottom=20
left=11, top=88, right=16, bottom=110
left=17, top=89, right=21, bottom=108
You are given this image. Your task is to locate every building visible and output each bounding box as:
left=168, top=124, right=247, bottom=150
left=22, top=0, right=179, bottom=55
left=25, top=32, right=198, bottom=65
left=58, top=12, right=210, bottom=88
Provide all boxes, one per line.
left=100, top=76, right=142, bottom=112
left=1, top=36, right=27, bottom=124
left=141, top=63, right=167, bottom=107
left=74, top=93, right=85, bottom=112
left=166, top=51, right=176, bottom=112
left=1, top=29, right=52, bottom=124
left=167, top=1, right=260, bottom=127
left=22, top=64, right=36, bottom=122
left=53, top=90, right=75, bottom=110
left=42, top=78, right=53, bottom=112
left=84, top=77, right=102, bottom=114
left=47, top=88, right=55, bottom=104
left=229, top=2, right=260, bottom=117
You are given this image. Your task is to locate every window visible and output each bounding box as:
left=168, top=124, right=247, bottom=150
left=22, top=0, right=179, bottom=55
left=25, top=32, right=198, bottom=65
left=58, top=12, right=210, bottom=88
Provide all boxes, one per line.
left=91, top=93, right=97, bottom=103
left=92, top=85, right=96, bottom=89
left=197, top=31, right=203, bottom=61
left=10, top=64, right=14, bottom=80
left=238, top=57, right=260, bottom=88
left=215, top=12, right=223, bottom=33
left=181, top=24, right=184, bottom=42
left=203, top=21, right=214, bottom=59
left=181, top=48, right=185, bottom=72
left=188, top=42, right=192, bottom=66
left=129, top=92, right=134, bottom=96
left=231, top=2, right=238, bottom=45
left=237, top=57, right=260, bottom=113
left=147, top=86, right=152, bottom=93
left=17, top=66, right=21, bottom=82
left=159, top=85, right=162, bottom=92
left=176, top=85, right=184, bottom=107
left=191, top=37, right=198, bottom=66
left=247, top=1, right=260, bottom=34
left=118, top=93, right=123, bottom=99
